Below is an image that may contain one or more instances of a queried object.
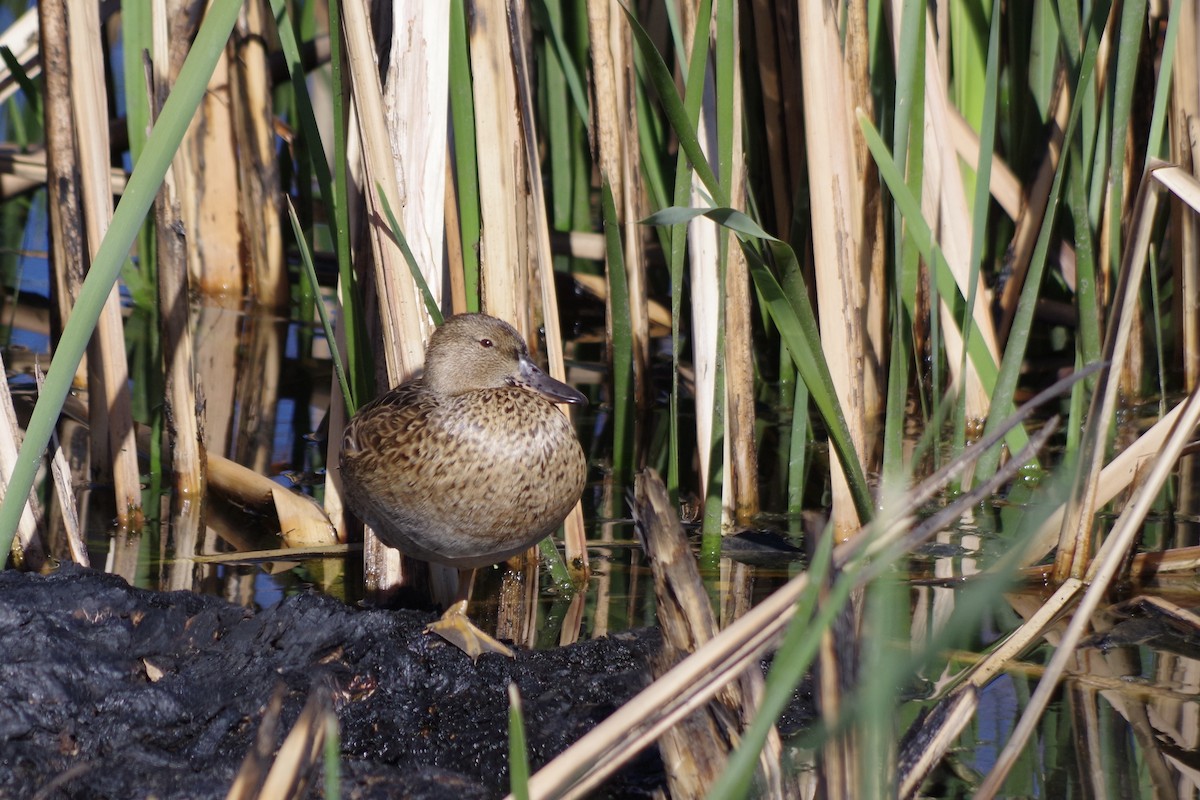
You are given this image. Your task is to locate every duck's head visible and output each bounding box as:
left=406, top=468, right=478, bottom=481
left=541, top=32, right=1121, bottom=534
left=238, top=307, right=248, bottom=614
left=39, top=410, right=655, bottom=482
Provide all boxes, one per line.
left=422, top=313, right=587, bottom=405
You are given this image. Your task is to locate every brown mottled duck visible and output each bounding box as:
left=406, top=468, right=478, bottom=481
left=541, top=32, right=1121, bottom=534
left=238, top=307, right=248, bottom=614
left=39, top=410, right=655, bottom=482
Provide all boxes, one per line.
left=340, top=313, right=587, bottom=658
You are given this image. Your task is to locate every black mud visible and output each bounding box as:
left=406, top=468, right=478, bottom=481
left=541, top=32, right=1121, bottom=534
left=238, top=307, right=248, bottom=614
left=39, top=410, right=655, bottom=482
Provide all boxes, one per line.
left=0, top=565, right=666, bottom=799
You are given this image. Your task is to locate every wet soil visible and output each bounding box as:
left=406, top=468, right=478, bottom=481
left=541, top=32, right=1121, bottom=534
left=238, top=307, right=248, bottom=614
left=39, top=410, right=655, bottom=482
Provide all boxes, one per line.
left=0, top=565, right=667, bottom=799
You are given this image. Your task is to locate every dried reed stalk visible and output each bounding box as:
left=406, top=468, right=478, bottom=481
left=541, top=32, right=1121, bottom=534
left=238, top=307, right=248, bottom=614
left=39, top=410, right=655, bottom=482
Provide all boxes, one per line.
left=469, top=0, right=526, bottom=325
left=723, top=21, right=760, bottom=526
left=0, top=352, right=44, bottom=569
left=0, top=8, right=39, bottom=108
left=341, top=0, right=435, bottom=593
left=147, top=0, right=206, bottom=582
left=32, top=363, right=85, bottom=566
left=382, top=1, right=449, bottom=306
left=152, top=0, right=206, bottom=564
left=587, top=0, right=651, bottom=431
left=322, top=285, right=351, bottom=544
left=0, top=148, right=127, bottom=203
left=676, top=0, right=725, bottom=518
left=68, top=0, right=142, bottom=531
left=38, top=1, right=86, bottom=387
left=171, top=0, right=243, bottom=300
left=230, top=0, right=287, bottom=309
left=799, top=1, right=882, bottom=539
left=1171, top=8, right=1200, bottom=389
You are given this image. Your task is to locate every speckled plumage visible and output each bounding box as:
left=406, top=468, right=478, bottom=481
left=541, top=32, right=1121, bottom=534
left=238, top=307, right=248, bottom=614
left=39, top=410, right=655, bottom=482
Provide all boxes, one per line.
left=339, top=314, right=587, bottom=569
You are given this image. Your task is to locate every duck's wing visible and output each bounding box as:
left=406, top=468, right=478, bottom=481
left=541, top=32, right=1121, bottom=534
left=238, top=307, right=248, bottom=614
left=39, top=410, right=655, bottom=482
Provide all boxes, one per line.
left=341, top=381, right=435, bottom=456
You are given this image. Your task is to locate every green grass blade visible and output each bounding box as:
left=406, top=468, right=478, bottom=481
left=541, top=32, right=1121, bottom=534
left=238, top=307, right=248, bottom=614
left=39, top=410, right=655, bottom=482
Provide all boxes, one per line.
left=0, top=0, right=244, bottom=560
left=1104, top=0, right=1147, bottom=279
left=653, top=0, right=713, bottom=507
left=975, top=0, right=1110, bottom=478
left=508, top=683, right=531, bottom=800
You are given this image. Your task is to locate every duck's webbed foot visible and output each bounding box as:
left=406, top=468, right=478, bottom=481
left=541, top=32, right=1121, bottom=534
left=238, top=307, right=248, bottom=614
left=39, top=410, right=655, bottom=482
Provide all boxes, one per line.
left=425, top=600, right=515, bottom=661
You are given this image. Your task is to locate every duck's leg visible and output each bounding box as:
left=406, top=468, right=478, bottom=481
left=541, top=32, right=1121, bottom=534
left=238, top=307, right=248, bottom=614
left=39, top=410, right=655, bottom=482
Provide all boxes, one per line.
left=425, top=568, right=515, bottom=660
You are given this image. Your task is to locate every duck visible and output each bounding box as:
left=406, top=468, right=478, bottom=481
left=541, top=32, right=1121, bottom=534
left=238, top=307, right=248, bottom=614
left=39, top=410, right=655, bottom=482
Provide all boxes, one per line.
left=339, top=313, right=587, bottom=658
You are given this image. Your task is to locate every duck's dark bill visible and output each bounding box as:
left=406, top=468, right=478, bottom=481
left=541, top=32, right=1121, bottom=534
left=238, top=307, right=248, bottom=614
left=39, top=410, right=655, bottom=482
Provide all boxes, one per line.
left=518, top=356, right=588, bottom=405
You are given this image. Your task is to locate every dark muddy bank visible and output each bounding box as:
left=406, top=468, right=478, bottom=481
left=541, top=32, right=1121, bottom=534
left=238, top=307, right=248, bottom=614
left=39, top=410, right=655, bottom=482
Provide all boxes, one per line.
left=0, top=566, right=668, bottom=799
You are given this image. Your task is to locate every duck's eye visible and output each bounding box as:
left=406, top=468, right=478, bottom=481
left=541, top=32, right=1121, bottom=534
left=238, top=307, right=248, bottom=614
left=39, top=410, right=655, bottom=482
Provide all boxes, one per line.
left=479, top=338, right=494, bottom=348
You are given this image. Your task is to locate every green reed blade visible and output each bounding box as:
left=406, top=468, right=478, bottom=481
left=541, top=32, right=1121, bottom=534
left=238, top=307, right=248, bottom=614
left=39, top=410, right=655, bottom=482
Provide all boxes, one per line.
left=601, top=180, right=634, bottom=492
left=953, top=3, right=1001, bottom=488
left=974, top=0, right=1109, bottom=478
left=1104, top=0, right=1147, bottom=282
left=287, top=198, right=355, bottom=415
left=529, top=0, right=588, bottom=127
left=858, top=114, right=1032, bottom=465
left=0, top=0, right=244, bottom=561
left=622, top=3, right=725, bottom=206
left=1144, top=4, right=1181, bottom=169
left=638, top=0, right=713, bottom=507
left=883, top=0, right=926, bottom=482
left=0, top=47, right=38, bottom=123
left=324, top=712, right=342, bottom=800
left=376, top=184, right=443, bottom=327
left=449, top=0, right=481, bottom=312
left=642, top=205, right=874, bottom=523
left=327, top=0, right=372, bottom=403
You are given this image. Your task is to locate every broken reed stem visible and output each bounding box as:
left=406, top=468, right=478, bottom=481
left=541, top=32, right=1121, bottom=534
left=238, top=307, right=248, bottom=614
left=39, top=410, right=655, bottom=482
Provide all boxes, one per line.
left=636, top=469, right=782, bottom=799
left=0, top=354, right=44, bottom=569
left=68, top=0, right=142, bottom=530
